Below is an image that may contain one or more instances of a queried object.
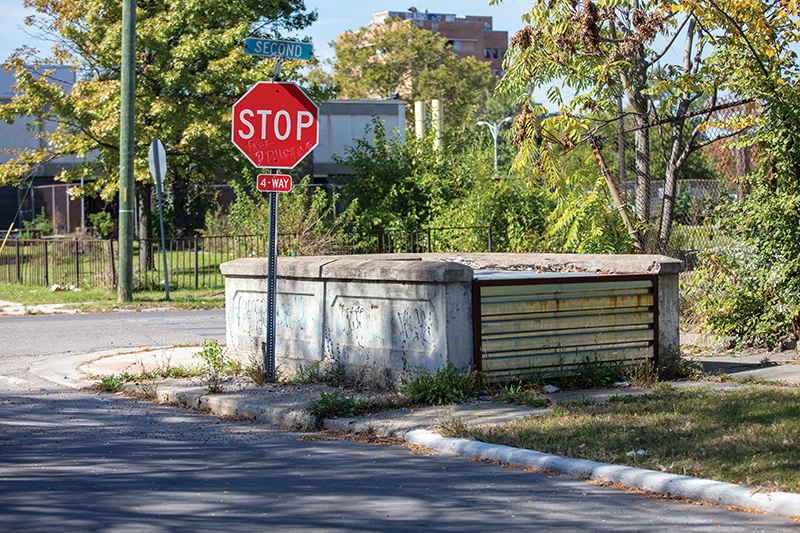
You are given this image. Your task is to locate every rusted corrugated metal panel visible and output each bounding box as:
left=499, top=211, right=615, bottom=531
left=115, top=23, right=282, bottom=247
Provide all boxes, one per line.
left=473, top=273, right=657, bottom=380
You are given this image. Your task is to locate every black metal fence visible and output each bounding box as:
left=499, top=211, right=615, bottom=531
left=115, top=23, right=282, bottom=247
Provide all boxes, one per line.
left=0, top=238, right=116, bottom=289
left=0, top=226, right=493, bottom=290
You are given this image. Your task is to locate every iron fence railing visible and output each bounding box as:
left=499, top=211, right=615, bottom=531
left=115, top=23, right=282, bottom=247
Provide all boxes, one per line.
left=0, top=226, right=493, bottom=290
left=0, top=238, right=116, bottom=289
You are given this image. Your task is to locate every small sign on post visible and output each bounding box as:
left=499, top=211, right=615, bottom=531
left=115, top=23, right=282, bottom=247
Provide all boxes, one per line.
left=147, top=139, right=170, bottom=301
left=243, top=38, right=314, bottom=61
left=257, top=174, right=293, bottom=193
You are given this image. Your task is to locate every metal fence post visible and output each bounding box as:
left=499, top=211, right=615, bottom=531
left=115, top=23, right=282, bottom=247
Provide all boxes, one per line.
left=15, top=240, right=21, bottom=283
left=426, top=227, right=432, bottom=253
left=74, top=238, right=80, bottom=286
left=44, top=241, right=49, bottom=286
left=109, top=239, right=116, bottom=289
left=195, top=235, right=199, bottom=289
left=488, top=224, right=493, bottom=253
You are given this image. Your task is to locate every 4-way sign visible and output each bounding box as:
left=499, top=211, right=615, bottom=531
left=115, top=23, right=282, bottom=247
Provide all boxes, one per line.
left=231, top=81, right=319, bottom=169
left=256, top=174, right=293, bottom=193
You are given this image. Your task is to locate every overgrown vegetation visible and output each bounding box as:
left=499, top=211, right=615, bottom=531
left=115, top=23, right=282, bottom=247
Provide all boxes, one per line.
left=400, top=364, right=480, bottom=406
left=227, top=175, right=348, bottom=256
left=441, top=386, right=800, bottom=493
left=194, top=339, right=234, bottom=393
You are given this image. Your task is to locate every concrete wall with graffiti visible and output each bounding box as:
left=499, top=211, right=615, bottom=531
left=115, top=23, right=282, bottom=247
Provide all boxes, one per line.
left=221, top=257, right=473, bottom=386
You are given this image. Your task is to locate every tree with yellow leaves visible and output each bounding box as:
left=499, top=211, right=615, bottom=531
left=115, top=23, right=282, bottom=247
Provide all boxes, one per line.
left=495, top=0, right=778, bottom=253
left=0, top=0, right=322, bottom=244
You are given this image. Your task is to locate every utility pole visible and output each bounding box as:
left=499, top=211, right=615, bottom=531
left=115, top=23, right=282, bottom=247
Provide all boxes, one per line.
left=118, top=0, right=136, bottom=302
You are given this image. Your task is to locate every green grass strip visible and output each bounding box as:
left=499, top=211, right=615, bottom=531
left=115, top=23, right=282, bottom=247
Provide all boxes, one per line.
left=452, top=387, right=800, bottom=493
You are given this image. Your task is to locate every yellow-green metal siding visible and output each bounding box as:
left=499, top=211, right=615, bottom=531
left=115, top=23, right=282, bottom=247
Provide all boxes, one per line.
left=475, top=276, right=656, bottom=380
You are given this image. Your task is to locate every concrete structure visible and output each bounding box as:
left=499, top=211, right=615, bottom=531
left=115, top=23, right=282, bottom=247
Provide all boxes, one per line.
left=370, top=9, right=508, bottom=76
left=221, top=253, right=682, bottom=386
left=314, top=99, right=406, bottom=178
left=221, top=256, right=473, bottom=386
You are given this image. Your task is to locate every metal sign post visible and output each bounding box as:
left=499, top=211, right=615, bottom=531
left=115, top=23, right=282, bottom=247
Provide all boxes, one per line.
left=148, top=139, right=170, bottom=301
left=264, top=190, right=279, bottom=381
left=236, top=40, right=316, bottom=382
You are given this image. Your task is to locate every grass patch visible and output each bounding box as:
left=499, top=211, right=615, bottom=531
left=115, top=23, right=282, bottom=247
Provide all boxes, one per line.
left=0, top=283, right=224, bottom=312
left=444, top=387, right=800, bottom=493
left=497, top=382, right=550, bottom=407
left=0, top=284, right=112, bottom=305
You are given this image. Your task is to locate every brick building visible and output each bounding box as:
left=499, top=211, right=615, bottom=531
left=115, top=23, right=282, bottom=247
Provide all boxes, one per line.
left=367, top=9, right=508, bottom=76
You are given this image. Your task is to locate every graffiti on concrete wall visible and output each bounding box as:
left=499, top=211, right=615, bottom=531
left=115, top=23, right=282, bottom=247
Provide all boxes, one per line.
left=232, top=291, right=316, bottom=341
left=396, top=307, right=436, bottom=347
left=276, top=295, right=307, bottom=332
left=331, top=296, right=439, bottom=353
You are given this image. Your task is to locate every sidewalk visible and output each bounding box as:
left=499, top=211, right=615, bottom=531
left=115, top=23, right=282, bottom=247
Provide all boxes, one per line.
left=29, top=342, right=800, bottom=518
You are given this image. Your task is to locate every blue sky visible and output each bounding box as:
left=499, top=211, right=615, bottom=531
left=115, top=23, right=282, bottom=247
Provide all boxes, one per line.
left=0, top=0, right=531, bottom=61
left=0, top=1, right=546, bottom=101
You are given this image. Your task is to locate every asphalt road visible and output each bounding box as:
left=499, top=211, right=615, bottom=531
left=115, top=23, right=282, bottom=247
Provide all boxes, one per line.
left=0, top=311, right=797, bottom=531
left=0, top=309, right=225, bottom=360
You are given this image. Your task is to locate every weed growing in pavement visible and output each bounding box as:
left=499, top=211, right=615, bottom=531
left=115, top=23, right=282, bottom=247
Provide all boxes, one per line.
left=497, top=382, right=550, bottom=407
left=194, top=339, right=229, bottom=393
left=623, top=360, right=659, bottom=388
left=304, top=390, right=366, bottom=428
left=136, top=380, right=159, bottom=400
left=658, top=350, right=707, bottom=380
left=98, top=374, right=123, bottom=392
left=758, top=355, right=775, bottom=367
left=244, top=354, right=267, bottom=386
left=289, top=362, right=320, bottom=383
left=438, top=413, right=471, bottom=438
left=401, top=364, right=479, bottom=405
left=568, top=357, right=625, bottom=388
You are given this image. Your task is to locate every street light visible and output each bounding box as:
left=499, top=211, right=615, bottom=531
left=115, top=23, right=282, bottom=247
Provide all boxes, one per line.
left=477, top=117, right=513, bottom=172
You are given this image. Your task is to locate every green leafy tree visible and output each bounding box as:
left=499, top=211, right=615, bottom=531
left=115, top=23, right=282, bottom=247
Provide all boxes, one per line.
left=495, top=0, right=748, bottom=253
left=336, top=122, right=440, bottom=231
left=334, top=19, right=495, bottom=130
left=679, top=0, right=800, bottom=345
left=0, top=0, right=319, bottom=269
left=337, top=120, right=553, bottom=252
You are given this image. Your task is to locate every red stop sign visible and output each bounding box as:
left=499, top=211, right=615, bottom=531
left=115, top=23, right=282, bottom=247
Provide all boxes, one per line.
left=231, top=81, right=319, bottom=169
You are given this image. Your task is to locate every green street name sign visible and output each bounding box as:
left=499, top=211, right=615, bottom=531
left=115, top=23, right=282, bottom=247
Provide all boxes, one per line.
left=244, top=38, right=313, bottom=60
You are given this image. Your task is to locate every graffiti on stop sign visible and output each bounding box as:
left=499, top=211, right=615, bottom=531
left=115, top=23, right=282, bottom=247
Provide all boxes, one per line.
left=235, top=110, right=315, bottom=167
left=231, top=82, right=319, bottom=169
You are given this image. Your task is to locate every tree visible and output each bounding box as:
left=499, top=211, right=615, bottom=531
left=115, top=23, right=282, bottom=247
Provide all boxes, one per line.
left=679, top=0, right=800, bottom=345
left=334, top=19, right=495, bottom=130
left=0, top=0, right=319, bottom=253
left=495, top=0, right=743, bottom=253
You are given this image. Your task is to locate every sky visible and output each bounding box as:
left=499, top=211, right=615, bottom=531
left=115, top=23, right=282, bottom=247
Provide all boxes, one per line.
left=0, top=1, right=544, bottom=101
left=0, top=0, right=532, bottom=61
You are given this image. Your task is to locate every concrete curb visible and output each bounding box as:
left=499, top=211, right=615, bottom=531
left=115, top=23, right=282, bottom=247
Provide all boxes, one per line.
left=156, top=388, right=405, bottom=436
left=404, top=429, right=800, bottom=518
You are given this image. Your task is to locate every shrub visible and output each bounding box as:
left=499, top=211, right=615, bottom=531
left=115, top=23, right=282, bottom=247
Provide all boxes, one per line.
left=402, top=364, right=477, bottom=405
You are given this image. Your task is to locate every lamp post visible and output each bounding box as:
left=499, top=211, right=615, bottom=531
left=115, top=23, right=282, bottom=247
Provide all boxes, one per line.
left=477, top=117, right=513, bottom=172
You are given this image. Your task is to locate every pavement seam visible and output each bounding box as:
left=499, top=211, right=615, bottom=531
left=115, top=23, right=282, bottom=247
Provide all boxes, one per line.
left=404, top=429, right=800, bottom=518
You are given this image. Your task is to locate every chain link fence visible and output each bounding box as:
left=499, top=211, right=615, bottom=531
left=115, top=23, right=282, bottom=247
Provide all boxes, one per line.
left=594, top=97, right=757, bottom=265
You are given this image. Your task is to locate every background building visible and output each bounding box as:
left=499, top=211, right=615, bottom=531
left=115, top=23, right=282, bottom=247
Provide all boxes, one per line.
left=0, top=66, right=87, bottom=233
left=370, top=9, right=508, bottom=76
